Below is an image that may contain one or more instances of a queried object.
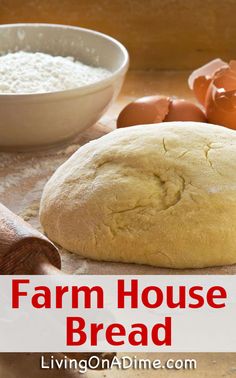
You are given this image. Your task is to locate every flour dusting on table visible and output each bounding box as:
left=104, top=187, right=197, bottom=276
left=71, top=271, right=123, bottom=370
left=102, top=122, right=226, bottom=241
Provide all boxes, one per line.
left=0, top=143, right=81, bottom=196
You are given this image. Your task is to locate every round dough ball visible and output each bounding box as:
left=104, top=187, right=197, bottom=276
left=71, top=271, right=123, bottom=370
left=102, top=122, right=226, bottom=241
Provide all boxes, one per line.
left=40, top=122, right=236, bottom=269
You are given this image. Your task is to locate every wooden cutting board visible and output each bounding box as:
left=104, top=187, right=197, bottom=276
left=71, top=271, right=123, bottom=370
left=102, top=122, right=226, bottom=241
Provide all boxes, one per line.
left=0, top=70, right=235, bottom=377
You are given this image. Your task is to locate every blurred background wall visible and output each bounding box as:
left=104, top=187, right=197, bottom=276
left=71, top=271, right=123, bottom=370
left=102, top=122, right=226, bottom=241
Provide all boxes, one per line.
left=0, top=0, right=235, bottom=70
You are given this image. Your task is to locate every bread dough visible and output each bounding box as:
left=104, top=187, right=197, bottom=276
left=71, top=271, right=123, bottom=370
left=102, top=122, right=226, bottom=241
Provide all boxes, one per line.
left=40, top=122, right=236, bottom=269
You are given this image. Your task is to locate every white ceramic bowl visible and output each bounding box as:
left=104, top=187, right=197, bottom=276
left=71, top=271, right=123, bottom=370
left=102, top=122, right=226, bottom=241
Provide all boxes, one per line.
left=0, top=23, right=129, bottom=150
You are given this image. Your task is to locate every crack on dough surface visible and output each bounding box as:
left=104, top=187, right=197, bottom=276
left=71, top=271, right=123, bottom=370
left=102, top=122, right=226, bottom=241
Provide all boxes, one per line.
left=149, top=250, right=174, bottom=266
left=204, top=143, right=214, bottom=168
left=177, top=150, right=190, bottom=158
left=203, top=142, right=223, bottom=176
left=162, top=137, right=168, bottom=153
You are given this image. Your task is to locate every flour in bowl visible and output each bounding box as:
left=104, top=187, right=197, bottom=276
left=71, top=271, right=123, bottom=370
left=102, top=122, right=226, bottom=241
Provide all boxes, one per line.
left=0, top=51, right=111, bottom=94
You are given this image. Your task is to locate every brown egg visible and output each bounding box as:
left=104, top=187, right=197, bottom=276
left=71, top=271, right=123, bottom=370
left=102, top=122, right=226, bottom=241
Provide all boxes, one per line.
left=117, top=96, right=206, bottom=128
left=205, top=60, right=236, bottom=130
left=117, top=95, right=170, bottom=128
left=188, top=59, right=228, bottom=105
left=164, top=99, right=206, bottom=122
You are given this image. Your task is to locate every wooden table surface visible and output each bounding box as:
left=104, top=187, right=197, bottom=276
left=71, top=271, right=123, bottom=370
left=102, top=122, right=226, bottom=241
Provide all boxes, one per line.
left=0, top=70, right=235, bottom=377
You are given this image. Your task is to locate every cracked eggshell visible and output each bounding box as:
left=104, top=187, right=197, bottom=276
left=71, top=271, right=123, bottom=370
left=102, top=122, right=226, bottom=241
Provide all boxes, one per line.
left=117, top=95, right=170, bottom=128
left=164, top=99, right=207, bottom=122
left=117, top=96, right=206, bottom=128
left=40, top=122, right=236, bottom=269
left=188, top=59, right=228, bottom=106
left=205, top=61, right=236, bottom=130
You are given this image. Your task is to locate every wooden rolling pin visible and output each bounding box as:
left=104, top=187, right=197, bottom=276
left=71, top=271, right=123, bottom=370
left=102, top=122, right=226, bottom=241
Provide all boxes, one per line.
left=0, top=202, right=115, bottom=367
left=0, top=202, right=61, bottom=275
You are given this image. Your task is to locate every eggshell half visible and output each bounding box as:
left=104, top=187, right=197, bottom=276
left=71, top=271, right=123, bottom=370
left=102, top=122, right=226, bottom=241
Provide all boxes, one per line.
left=188, top=59, right=228, bottom=105
left=206, top=61, right=236, bottom=130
